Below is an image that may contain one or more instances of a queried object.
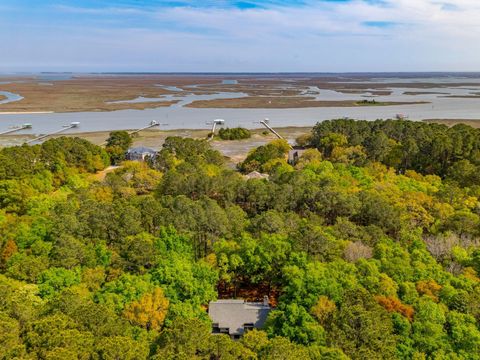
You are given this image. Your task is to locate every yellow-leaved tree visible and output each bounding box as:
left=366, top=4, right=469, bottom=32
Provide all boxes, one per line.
left=310, top=295, right=336, bottom=325
left=123, top=287, right=169, bottom=331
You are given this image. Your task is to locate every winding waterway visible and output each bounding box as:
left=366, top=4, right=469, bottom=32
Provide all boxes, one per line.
left=0, top=91, right=24, bottom=105
left=1, top=77, right=480, bottom=135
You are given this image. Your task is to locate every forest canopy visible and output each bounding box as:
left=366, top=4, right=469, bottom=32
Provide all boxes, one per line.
left=309, top=119, right=480, bottom=186
left=2, top=120, right=480, bottom=359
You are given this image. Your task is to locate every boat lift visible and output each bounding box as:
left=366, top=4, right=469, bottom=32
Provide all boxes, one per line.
left=0, top=123, right=32, bottom=136
left=25, top=122, right=80, bottom=144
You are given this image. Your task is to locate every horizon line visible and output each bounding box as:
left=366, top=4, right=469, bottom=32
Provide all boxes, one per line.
left=2, top=71, right=480, bottom=76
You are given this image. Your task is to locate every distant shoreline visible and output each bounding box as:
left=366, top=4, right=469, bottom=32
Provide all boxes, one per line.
left=3, top=71, right=480, bottom=77
left=0, top=111, right=54, bottom=115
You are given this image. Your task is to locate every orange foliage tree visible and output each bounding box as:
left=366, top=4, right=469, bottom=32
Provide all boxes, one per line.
left=375, top=295, right=414, bottom=321
left=123, top=287, right=169, bottom=331
left=416, top=280, right=442, bottom=302
left=1, top=239, right=17, bottom=269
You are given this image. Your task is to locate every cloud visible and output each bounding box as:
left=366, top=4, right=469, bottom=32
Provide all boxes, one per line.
left=46, top=1, right=480, bottom=38
left=1, top=0, right=480, bottom=71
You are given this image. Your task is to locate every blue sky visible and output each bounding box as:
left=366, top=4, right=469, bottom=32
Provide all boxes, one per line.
left=0, top=0, right=479, bottom=72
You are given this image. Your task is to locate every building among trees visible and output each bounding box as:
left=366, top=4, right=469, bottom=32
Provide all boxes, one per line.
left=288, top=148, right=307, bottom=165
left=126, top=146, right=157, bottom=161
left=209, top=297, right=271, bottom=339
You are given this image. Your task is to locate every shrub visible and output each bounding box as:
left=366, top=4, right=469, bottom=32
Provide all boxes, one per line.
left=218, top=127, right=251, bottom=140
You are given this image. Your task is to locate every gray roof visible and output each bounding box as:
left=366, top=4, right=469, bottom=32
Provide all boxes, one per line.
left=208, top=299, right=271, bottom=336
left=244, top=171, right=269, bottom=180
left=127, top=146, right=157, bottom=155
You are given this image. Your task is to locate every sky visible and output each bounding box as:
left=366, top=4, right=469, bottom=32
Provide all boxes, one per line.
left=1, top=0, right=479, bottom=72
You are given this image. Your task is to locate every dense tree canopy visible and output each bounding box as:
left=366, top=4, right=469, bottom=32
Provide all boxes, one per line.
left=2, top=120, right=480, bottom=359
left=310, top=119, right=480, bottom=184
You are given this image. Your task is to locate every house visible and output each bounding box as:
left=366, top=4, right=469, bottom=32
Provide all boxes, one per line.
left=208, top=297, right=271, bottom=339
left=125, top=146, right=157, bottom=161
left=288, top=148, right=307, bottom=165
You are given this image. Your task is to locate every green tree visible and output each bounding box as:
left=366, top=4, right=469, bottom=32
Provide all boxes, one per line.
left=266, top=303, right=326, bottom=345
left=96, top=336, right=149, bottom=360
left=446, top=311, right=480, bottom=358
left=259, top=337, right=311, bottom=359
left=0, top=312, right=27, bottom=359
left=37, top=267, right=81, bottom=299
left=239, top=139, right=290, bottom=173
left=328, top=289, right=397, bottom=360
left=154, top=318, right=211, bottom=359
left=105, top=131, right=132, bottom=164
left=24, top=314, right=95, bottom=360
left=319, top=133, right=348, bottom=158
left=411, top=299, right=449, bottom=356
left=364, top=130, right=391, bottom=162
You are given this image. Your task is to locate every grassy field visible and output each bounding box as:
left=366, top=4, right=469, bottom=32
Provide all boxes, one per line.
left=186, top=96, right=427, bottom=108
left=0, top=76, right=215, bottom=112
left=185, top=84, right=303, bottom=97
left=1, top=74, right=477, bottom=113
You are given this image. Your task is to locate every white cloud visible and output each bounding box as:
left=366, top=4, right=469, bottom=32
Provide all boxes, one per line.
left=1, top=0, right=480, bottom=71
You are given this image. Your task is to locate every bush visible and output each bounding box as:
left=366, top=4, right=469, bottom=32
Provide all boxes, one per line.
left=218, top=127, right=251, bottom=140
